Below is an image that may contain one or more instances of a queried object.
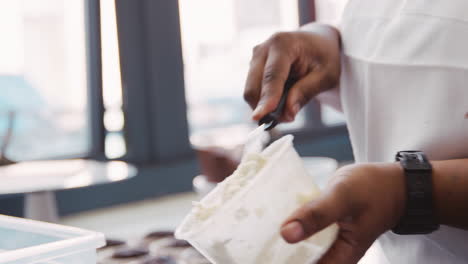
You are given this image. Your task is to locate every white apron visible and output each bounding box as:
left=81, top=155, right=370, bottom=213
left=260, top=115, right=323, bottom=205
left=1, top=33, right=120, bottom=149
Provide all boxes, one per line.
left=316, top=0, right=468, bottom=263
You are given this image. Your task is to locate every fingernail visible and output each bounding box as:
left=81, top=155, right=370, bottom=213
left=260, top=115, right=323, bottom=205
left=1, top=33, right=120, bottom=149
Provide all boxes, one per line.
left=281, top=221, right=305, bottom=243
left=285, top=114, right=294, bottom=122
left=292, top=104, right=300, bottom=115
left=252, top=104, right=264, bottom=118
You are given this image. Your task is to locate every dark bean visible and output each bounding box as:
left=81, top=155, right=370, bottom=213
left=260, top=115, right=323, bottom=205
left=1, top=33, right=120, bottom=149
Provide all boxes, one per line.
left=166, top=238, right=191, bottom=248
left=140, top=255, right=177, bottom=264
left=144, top=230, right=175, bottom=239
left=112, top=247, right=149, bottom=259
left=102, top=238, right=125, bottom=248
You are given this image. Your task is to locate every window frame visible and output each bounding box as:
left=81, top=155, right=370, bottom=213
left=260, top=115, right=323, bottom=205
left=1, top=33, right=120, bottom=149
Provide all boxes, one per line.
left=114, top=0, right=192, bottom=165
left=299, top=0, right=317, bottom=23
left=86, top=0, right=106, bottom=161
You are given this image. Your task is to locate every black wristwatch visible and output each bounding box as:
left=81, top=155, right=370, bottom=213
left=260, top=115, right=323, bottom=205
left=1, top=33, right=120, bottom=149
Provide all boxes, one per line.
left=392, top=151, right=440, bottom=235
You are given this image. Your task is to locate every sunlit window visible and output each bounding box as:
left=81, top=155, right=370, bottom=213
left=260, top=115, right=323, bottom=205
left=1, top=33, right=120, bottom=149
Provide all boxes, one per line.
left=100, top=0, right=126, bottom=159
left=0, top=0, right=88, bottom=160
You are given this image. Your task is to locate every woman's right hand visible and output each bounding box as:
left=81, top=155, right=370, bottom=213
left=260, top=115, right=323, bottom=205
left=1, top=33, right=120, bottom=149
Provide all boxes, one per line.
left=243, top=23, right=342, bottom=122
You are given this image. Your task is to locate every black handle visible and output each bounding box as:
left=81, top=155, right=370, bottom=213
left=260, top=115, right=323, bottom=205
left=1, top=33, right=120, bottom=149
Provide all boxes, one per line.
left=258, top=78, right=295, bottom=130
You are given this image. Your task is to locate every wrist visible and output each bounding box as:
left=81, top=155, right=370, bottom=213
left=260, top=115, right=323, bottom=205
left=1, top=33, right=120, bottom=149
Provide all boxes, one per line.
left=431, top=160, right=453, bottom=227
left=338, top=162, right=406, bottom=229
left=430, top=159, right=468, bottom=229
left=381, top=162, right=407, bottom=228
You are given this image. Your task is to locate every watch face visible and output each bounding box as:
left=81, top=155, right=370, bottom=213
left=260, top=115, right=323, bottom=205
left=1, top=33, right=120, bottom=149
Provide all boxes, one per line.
left=398, top=151, right=432, bottom=171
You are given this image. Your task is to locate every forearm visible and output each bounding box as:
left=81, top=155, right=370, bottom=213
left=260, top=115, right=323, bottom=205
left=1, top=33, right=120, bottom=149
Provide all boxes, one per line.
left=432, top=159, right=468, bottom=229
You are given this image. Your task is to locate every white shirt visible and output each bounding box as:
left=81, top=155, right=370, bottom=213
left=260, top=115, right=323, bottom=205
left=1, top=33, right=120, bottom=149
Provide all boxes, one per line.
left=315, top=0, right=468, bottom=263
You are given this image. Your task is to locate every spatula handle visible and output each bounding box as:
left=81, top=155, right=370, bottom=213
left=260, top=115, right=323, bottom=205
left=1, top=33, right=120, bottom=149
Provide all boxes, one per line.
left=258, top=78, right=295, bottom=130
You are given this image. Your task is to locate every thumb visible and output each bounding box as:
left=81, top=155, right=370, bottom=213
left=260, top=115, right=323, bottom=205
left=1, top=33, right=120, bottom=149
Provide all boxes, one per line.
left=280, top=189, right=350, bottom=244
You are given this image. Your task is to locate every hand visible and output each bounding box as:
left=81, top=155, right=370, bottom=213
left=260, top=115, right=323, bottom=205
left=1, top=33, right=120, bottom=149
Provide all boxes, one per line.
left=243, top=24, right=341, bottom=122
left=280, top=163, right=407, bottom=264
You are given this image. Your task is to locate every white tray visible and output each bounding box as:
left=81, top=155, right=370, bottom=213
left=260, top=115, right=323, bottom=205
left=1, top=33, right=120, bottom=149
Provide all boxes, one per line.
left=0, top=215, right=105, bottom=264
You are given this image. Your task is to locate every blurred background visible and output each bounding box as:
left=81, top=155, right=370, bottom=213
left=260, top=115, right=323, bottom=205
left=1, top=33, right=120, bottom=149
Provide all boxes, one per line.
left=0, top=0, right=351, bottom=234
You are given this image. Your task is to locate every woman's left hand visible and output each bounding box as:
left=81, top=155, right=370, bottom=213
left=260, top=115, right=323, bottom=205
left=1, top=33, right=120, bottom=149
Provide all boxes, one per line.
left=280, top=163, right=407, bottom=264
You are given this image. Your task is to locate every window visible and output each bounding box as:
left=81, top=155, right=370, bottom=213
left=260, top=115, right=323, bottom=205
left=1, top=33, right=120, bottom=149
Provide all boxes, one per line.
left=100, top=0, right=126, bottom=159
left=0, top=0, right=89, bottom=161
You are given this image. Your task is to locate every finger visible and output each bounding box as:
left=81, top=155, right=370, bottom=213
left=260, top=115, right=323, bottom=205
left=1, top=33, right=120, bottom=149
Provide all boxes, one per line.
left=281, top=186, right=350, bottom=243
left=244, top=46, right=267, bottom=109
left=282, top=70, right=327, bottom=120
left=317, top=235, right=369, bottom=264
left=252, top=46, right=292, bottom=121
